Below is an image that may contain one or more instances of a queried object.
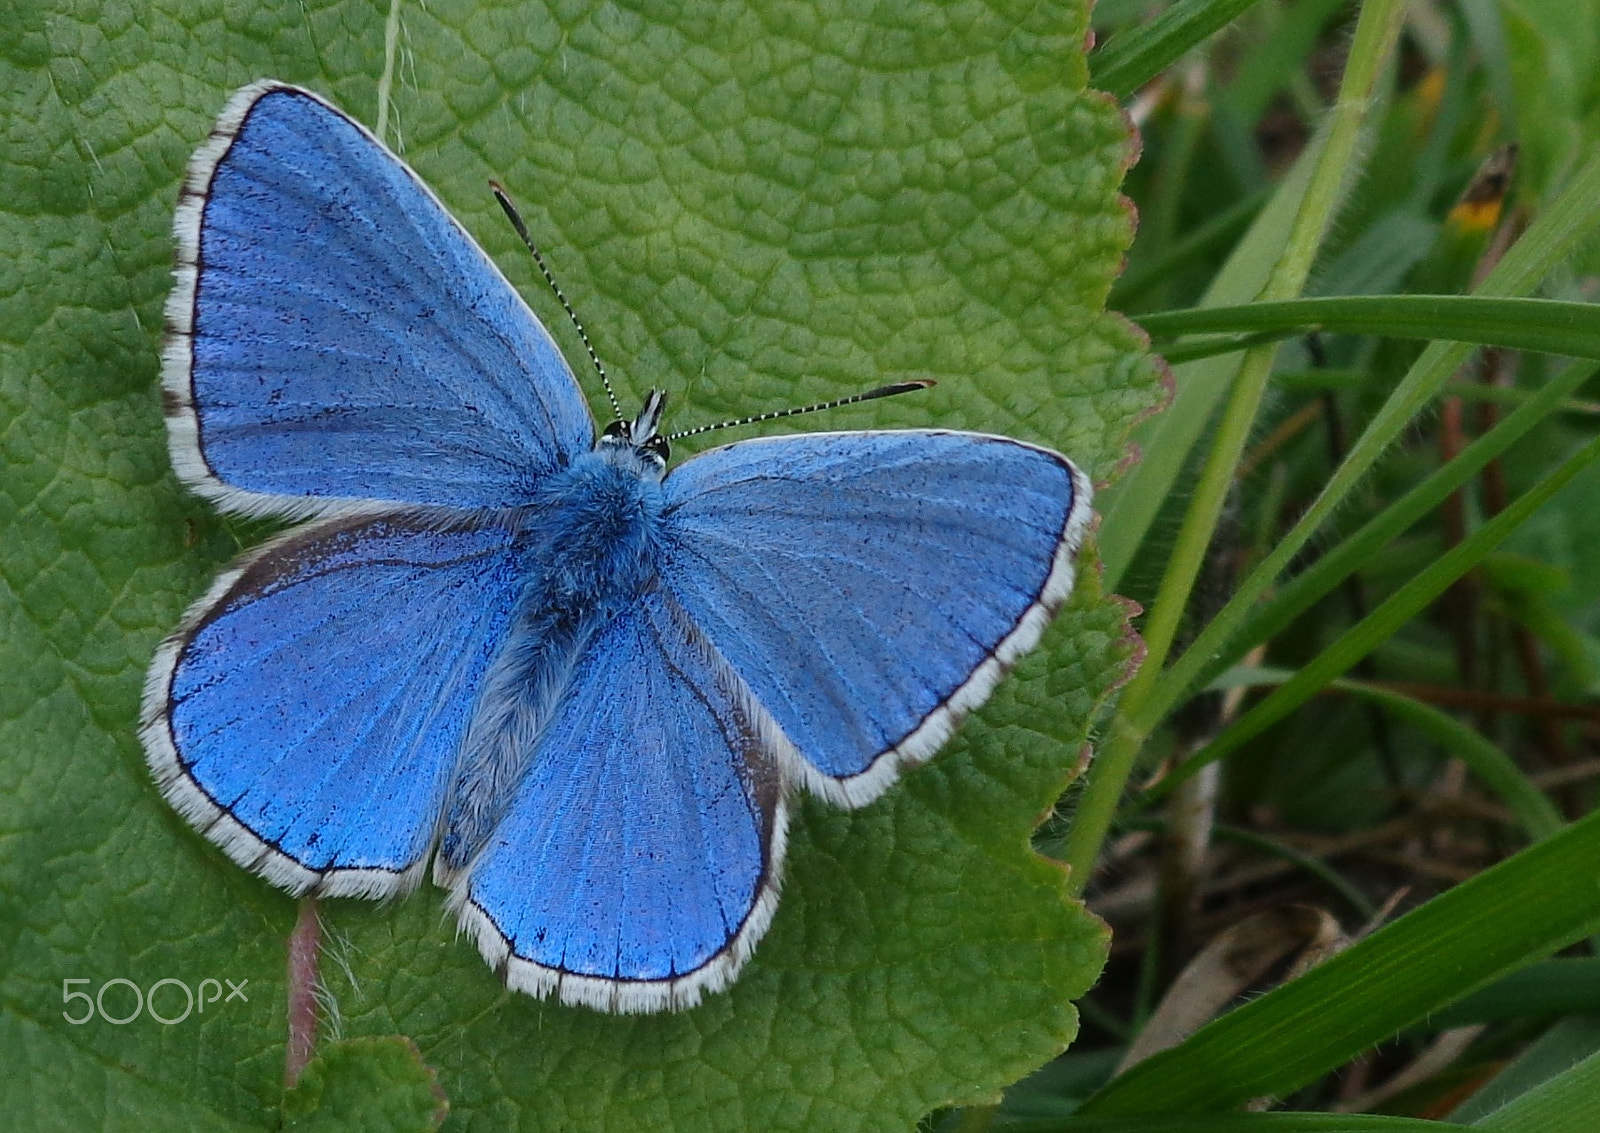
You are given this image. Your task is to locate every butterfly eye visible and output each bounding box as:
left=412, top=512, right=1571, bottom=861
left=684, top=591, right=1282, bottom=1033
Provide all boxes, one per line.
left=644, top=434, right=670, bottom=463
left=601, top=420, right=629, bottom=440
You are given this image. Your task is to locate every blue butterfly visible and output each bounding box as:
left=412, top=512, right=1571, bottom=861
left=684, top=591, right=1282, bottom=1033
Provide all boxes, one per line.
left=141, top=81, right=1091, bottom=1013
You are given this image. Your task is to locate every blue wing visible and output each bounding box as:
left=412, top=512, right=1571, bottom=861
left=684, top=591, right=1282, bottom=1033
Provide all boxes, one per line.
left=163, top=81, right=594, bottom=517
left=453, top=590, right=786, bottom=1013
left=658, top=429, right=1090, bottom=805
left=141, top=512, right=528, bottom=897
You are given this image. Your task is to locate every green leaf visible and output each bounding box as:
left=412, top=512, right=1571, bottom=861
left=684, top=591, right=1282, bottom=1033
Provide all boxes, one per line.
left=0, top=1009, right=261, bottom=1133
left=0, top=1, right=1159, bottom=1128
left=283, top=1037, right=446, bottom=1132
left=1077, top=804, right=1600, bottom=1117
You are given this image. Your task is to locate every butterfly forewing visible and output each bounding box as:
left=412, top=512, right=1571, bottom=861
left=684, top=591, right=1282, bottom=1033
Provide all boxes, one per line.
left=165, top=82, right=593, bottom=519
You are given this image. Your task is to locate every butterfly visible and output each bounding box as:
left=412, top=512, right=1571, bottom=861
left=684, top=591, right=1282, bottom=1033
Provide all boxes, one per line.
left=141, top=80, right=1092, bottom=1013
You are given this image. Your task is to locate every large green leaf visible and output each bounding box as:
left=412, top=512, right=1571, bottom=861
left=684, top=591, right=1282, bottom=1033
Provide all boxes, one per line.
left=0, top=0, right=1159, bottom=1128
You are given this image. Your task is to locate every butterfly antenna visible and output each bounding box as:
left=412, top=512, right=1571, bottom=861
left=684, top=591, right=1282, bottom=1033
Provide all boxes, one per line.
left=664, top=380, right=934, bottom=442
left=490, top=181, right=624, bottom=424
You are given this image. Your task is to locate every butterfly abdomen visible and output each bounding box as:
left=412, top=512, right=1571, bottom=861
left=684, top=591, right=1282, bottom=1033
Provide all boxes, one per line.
left=435, top=450, right=665, bottom=876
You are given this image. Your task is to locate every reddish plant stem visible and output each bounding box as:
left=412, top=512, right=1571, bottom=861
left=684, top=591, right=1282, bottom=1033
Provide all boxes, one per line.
left=285, top=897, right=321, bottom=1088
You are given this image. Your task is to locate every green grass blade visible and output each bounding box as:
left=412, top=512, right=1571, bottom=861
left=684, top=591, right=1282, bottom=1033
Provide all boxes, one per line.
left=1431, top=960, right=1600, bottom=1027
left=1139, top=296, right=1600, bottom=359
left=1212, top=666, right=1564, bottom=841
left=1190, top=361, right=1599, bottom=701
left=1136, top=150, right=1600, bottom=736
left=1066, top=0, right=1410, bottom=893
left=1336, top=683, right=1564, bottom=841
left=1451, top=1017, right=1600, bottom=1124
left=1092, top=0, right=1267, bottom=101
left=1276, top=369, right=1600, bottom=415
left=1453, top=1018, right=1600, bottom=1124
left=1046, top=1116, right=1475, bottom=1131
left=1097, top=133, right=1324, bottom=590
left=1474, top=1049, right=1600, bottom=1131
left=1166, top=433, right=1600, bottom=783
left=1124, top=814, right=1378, bottom=917
left=1155, top=330, right=1296, bottom=363
left=1076, top=805, right=1600, bottom=1116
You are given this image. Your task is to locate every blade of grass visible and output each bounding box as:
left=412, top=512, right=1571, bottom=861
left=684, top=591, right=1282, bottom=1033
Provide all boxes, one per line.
left=1207, top=361, right=1600, bottom=697
left=1092, top=0, right=1268, bottom=101
left=1334, top=683, right=1562, bottom=841
left=1134, top=150, right=1600, bottom=738
left=1154, top=329, right=1297, bottom=363
left=1210, top=666, right=1564, bottom=841
left=1453, top=1017, right=1600, bottom=1124
left=1162, top=433, right=1600, bottom=790
left=1431, top=959, right=1600, bottom=1028
left=1133, top=65, right=1211, bottom=314
left=1076, top=805, right=1600, bottom=1116
left=1435, top=382, right=1600, bottom=415
left=1474, top=1048, right=1600, bottom=1132
left=1121, top=814, right=1378, bottom=918
left=1110, top=190, right=1267, bottom=309
left=1277, top=369, right=1600, bottom=415
left=1065, top=0, right=1410, bottom=896
left=1139, top=296, right=1600, bottom=359
left=1045, top=1115, right=1474, bottom=1131
left=1336, top=682, right=1563, bottom=841
left=1097, top=132, right=1321, bottom=589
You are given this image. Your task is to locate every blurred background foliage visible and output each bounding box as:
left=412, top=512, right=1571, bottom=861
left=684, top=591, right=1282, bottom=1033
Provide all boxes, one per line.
left=951, top=0, right=1600, bottom=1127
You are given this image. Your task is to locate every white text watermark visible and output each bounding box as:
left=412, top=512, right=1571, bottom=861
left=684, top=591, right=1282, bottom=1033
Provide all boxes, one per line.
left=62, top=978, right=248, bottom=1025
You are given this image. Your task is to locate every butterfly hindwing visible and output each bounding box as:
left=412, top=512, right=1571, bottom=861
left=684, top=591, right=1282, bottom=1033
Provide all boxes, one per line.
left=454, top=589, right=787, bottom=1013
left=165, top=82, right=594, bottom=517
left=659, top=429, right=1090, bottom=806
left=142, top=512, right=529, bottom=898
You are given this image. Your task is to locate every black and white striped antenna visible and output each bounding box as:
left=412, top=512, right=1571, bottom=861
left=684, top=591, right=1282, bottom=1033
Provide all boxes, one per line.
left=664, top=381, right=934, bottom=442
left=491, top=181, right=625, bottom=425
left=491, top=183, right=933, bottom=441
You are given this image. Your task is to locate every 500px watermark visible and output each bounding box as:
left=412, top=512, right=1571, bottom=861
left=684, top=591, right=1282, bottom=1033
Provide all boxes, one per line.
left=62, top=978, right=248, bottom=1025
